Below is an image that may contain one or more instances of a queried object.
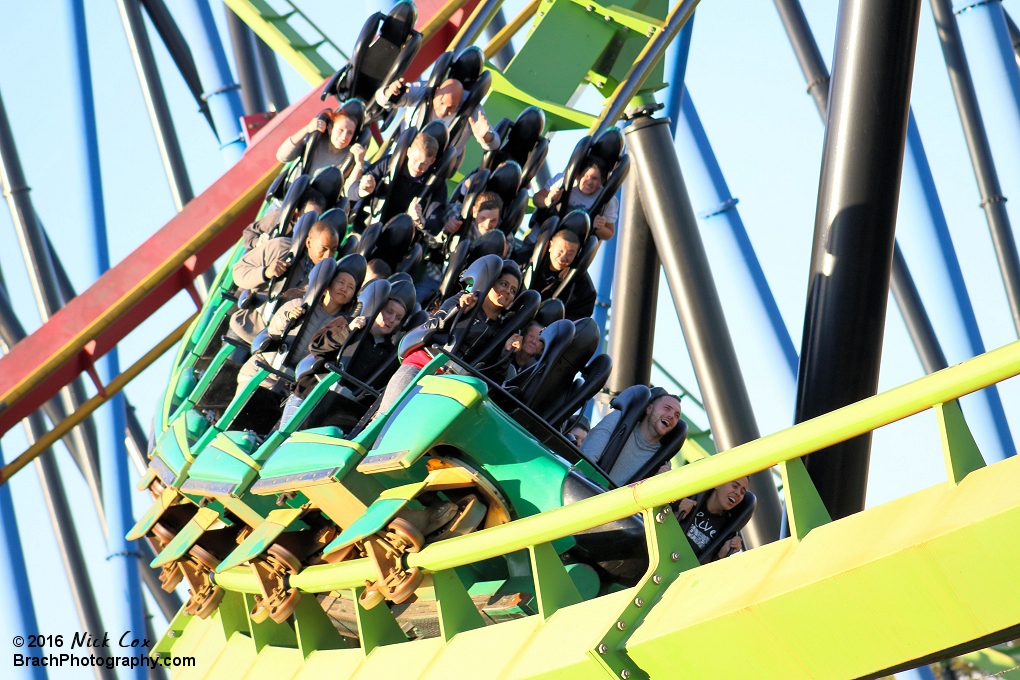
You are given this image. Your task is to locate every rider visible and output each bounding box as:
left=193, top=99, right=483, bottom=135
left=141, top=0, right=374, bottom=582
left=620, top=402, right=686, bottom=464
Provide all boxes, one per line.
left=277, top=103, right=367, bottom=179
left=348, top=131, right=447, bottom=220
left=235, top=257, right=364, bottom=394
left=374, top=259, right=523, bottom=415
left=675, top=476, right=749, bottom=561
left=229, top=221, right=340, bottom=343
left=379, top=77, right=500, bottom=156
left=527, top=228, right=596, bottom=321
left=580, top=391, right=683, bottom=485
left=534, top=157, right=618, bottom=241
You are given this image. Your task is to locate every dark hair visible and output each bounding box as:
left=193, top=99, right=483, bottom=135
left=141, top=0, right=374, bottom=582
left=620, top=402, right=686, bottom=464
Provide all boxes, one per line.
left=649, top=391, right=682, bottom=409
left=499, top=259, right=522, bottom=287
left=308, top=220, right=340, bottom=240
left=578, top=156, right=608, bottom=182
left=476, top=191, right=504, bottom=212
left=551, top=228, right=581, bottom=246
left=299, top=187, right=327, bottom=211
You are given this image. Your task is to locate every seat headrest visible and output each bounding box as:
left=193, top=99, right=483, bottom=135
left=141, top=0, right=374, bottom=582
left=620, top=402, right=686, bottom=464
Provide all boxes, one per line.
left=289, top=211, right=318, bottom=259
left=337, top=98, right=366, bottom=132
left=335, top=252, right=368, bottom=291
left=468, top=230, right=506, bottom=261
left=373, top=213, right=415, bottom=266
left=487, top=161, right=523, bottom=198
left=304, top=257, right=339, bottom=307
left=461, top=253, right=504, bottom=296
left=388, top=278, right=417, bottom=315
left=278, top=174, right=311, bottom=235
left=381, top=1, right=417, bottom=42
left=591, top=127, right=625, bottom=167
left=388, top=271, right=413, bottom=285
left=319, top=207, right=349, bottom=231
left=450, top=46, right=484, bottom=85
left=311, top=166, right=343, bottom=207
left=506, top=107, right=546, bottom=158
left=559, top=209, right=592, bottom=242
left=535, top=298, right=566, bottom=327
left=420, top=120, right=449, bottom=155
left=358, top=278, right=392, bottom=324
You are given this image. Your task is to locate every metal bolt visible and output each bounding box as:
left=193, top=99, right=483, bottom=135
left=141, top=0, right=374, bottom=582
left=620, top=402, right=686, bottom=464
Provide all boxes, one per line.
left=670, top=551, right=680, bottom=562
left=634, top=597, right=644, bottom=607
left=621, top=670, right=631, bottom=679
left=652, top=574, right=663, bottom=585
left=586, top=4, right=594, bottom=10
left=646, top=27, right=655, bottom=37
left=597, top=644, right=608, bottom=654
left=168, top=630, right=176, bottom=638
left=663, top=505, right=672, bottom=514
left=616, top=620, right=627, bottom=630
left=655, top=512, right=665, bottom=523
left=604, top=14, right=612, bottom=21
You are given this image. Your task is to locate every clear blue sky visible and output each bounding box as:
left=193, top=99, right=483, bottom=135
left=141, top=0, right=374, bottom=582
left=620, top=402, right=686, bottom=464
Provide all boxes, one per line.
left=1, top=1, right=1019, bottom=673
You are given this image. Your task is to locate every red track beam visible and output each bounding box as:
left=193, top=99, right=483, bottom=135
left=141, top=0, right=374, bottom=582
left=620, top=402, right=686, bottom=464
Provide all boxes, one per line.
left=0, top=2, right=469, bottom=438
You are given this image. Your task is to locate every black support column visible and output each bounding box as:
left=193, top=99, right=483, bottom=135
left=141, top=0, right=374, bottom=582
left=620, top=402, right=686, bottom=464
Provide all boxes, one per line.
left=796, top=0, right=923, bottom=519
left=626, top=116, right=782, bottom=548
left=606, top=177, right=659, bottom=393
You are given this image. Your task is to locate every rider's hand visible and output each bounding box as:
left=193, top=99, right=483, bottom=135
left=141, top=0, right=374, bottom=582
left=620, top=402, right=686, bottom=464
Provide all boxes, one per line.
left=547, top=179, right=564, bottom=204
left=359, top=174, right=377, bottom=198
left=349, top=316, right=367, bottom=332
left=385, top=78, right=406, bottom=99
left=308, top=117, right=328, bottom=135
left=443, top=216, right=463, bottom=234
left=676, top=498, right=696, bottom=519
left=350, top=143, right=366, bottom=165
left=505, top=333, right=523, bottom=352
left=470, top=109, right=493, bottom=143
left=458, top=292, right=478, bottom=311
left=285, top=305, right=306, bottom=321
left=265, top=258, right=289, bottom=278
left=717, top=536, right=742, bottom=559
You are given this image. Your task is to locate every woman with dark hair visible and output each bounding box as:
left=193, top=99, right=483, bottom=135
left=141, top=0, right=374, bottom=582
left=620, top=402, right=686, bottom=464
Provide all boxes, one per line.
left=374, top=259, right=523, bottom=415
left=675, top=476, right=750, bottom=562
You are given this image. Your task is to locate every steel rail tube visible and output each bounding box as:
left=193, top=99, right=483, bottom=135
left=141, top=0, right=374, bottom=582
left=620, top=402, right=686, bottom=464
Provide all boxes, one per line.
left=0, top=443, right=44, bottom=680
left=592, top=0, right=700, bottom=137
left=933, top=0, right=1020, bottom=335
left=226, top=6, right=266, bottom=115
left=606, top=178, right=658, bottom=393
left=626, top=115, right=782, bottom=547
left=116, top=0, right=196, bottom=211
left=450, top=0, right=505, bottom=54
left=775, top=0, right=1014, bottom=464
left=254, top=38, right=289, bottom=111
left=795, top=0, right=923, bottom=519
left=0, top=87, right=107, bottom=525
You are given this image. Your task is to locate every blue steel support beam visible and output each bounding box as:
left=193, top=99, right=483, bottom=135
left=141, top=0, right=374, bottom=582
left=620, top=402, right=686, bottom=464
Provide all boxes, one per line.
left=953, top=0, right=1020, bottom=236
left=0, top=444, right=46, bottom=680
left=774, top=0, right=1015, bottom=461
left=672, top=91, right=799, bottom=435
left=68, top=2, right=146, bottom=674
left=175, top=0, right=246, bottom=164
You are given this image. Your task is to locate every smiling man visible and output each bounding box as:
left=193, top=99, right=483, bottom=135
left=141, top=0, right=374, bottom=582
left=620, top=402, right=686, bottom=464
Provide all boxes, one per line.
left=581, top=391, right=683, bottom=486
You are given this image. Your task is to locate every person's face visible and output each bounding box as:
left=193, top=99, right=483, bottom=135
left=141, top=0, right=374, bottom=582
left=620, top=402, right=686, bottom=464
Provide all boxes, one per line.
left=474, top=208, right=500, bottom=235
left=522, top=324, right=543, bottom=355
left=713, top=478, right=748, bottom=512
left=373, top=300, right=406, bottom=336
left=330, top=116, right=357, bottom=149
left=407, top=146, right=436, bottom=178
left=577, top=166, right=604, bottom=195
left=645, top=396, right=681, bottom=438
left=432, top=83, right=463, bottom=118
left=487, top=274, right=519, bottom=309
left=548, top=236, right=579, bottom=272
left=326, top=272, right=356, bottom=306
left=306, top=231, right=340, bottom=264
left=569, top=427, right=588, bottom=447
